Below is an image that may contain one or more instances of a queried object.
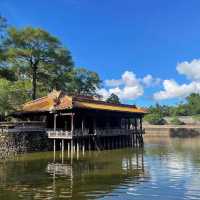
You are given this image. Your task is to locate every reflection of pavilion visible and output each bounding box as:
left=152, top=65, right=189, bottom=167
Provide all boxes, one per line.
left=46, top=149, right=149, bottom=199
left=47, top=163, right=72, bottom=176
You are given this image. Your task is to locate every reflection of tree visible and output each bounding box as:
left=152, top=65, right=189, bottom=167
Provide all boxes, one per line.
left=46, top=149, right=148, bottom=200
left=146, top=138, right=200, bottom=168
left=0, top=149, right=149, bottom=200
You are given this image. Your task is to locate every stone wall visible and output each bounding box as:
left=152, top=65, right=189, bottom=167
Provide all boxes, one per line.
left=0, top=131, right=52, bottom=159
left=164, top=116, right=200, bottom=125
left=144, top=125, right=200, bottom=138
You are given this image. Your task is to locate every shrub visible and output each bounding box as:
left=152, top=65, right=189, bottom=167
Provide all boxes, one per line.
left=192, top=114, right=200, bottom=121
left=170, top=116, right=185, bottom=125
left=144, top=113, right=167, bottom=125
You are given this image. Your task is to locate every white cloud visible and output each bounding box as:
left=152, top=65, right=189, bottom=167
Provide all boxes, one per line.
left=121, top=71, right=139, bottom=86
left=99, top=70, right=158, bottom=101
left=100, top=58, right=200, bottom=102
left=109, top=87, right=122, bottom=96
left=122, top=85, right=143, bottom=99
left=153, top=59, right=200, bottom=101
left=97, top=88, right=110, bottom=99
left=153, top=80, right=200, bottom=100
left=177, top=59, right=200, bottom=81
left=105, top=79, right=122, bottom=87
left=142, top=74, right=161, bottom=87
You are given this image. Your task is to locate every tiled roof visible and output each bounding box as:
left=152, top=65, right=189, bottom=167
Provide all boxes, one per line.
left=22, top=90, right=147, bottom=114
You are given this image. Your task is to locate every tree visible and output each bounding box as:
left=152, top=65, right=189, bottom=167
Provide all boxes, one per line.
left=0, top=15, right=7, bottom=61
left=186, top=93, right=200, bottom=115
left=106, top=93, right=121, bottom=104
left=0, top=79, right=13, bottom=116
left=0, top=78, right=43, bottom=116
left=70, top=68, right=101, bottom=96
left=0, top=67, right=17, bottom=81
left=173, top=103, right=190, bottom=116
left=3, top=27, right=74, bottom=99
left=170, top=116, right=184, bottom=125
left=0, top=15, right=7, bottom=38
left=144, top=113, right=167, bottom=125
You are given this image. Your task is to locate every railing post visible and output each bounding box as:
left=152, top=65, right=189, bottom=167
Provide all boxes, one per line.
left=53, top=139, right=56, bottom=161
left=140, top=117, right=142, bottom=133
left=54, top=114, right=57, bottom=132
left=81, top=118, right=84, bottom=135
left=71, top=114, right=74, bottom=135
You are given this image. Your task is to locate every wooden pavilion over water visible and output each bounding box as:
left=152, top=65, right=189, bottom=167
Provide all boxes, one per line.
left=16, top=90, right=147, bottom=152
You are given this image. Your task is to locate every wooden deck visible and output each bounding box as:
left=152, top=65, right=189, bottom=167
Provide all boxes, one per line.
left=47, top=129, right=72, bottom=139
left=47, top=128, right=145, bottom=139
left=0, top=121, right=46, bottom=133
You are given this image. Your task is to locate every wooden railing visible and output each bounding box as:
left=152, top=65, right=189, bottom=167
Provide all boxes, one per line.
left=47, top=129, right=72, bottom=139
left=0, top=121, right=46, bottom=133
left=73, top=128, right=145, bottom=136
left=47, top=128, right=145, bottom=139
left=47, top=163, right=72, bottom=176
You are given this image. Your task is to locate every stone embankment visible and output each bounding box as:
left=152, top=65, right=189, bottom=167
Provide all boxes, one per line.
left=0, top=131, right=51, bottom=159
left=0, top=121, right=51, bottom=159
left=144, top=124, right=200, bottom=138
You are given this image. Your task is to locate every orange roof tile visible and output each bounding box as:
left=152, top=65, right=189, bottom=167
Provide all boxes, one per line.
left=21, top=90, right=147, bottom=114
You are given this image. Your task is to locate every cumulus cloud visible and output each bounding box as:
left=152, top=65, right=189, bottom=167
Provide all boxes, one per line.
left=153, top=59, right=200, bottom=101
left=105, top=79, right=122, bottom=87
left=122, top=71, right=139, bottom=86
left=99, top=70, right=159, bottom=101
left=98, top=88, right=110, bottom=99
left=153, top=80, right=200, bottom=100
left=122, top=85, right=143, bottom=99
left=177, top=59, right=200, bottom=81
left=100, top=58, right=200, bottom=102
left=142, top=74, right=161, bottom=87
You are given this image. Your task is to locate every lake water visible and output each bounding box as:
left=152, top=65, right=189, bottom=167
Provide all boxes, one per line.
left=0, top=137, right=200, bottom=200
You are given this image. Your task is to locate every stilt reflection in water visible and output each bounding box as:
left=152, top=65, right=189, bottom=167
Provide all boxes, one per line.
left=46, top=148, right=147, bottom=199
left=1, top=139, right=200, bottom=200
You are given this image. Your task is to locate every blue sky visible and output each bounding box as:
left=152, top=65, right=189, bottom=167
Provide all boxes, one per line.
left=1, top=0, right=200, bottom=106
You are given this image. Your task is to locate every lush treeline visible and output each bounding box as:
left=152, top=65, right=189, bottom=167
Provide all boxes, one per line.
left=0, top=15, right=105, bottom=117
left=145, top=93, right=200, bottom=124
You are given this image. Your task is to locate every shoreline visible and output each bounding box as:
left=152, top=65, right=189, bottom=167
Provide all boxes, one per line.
left=144, top=124, right=200, bottom=138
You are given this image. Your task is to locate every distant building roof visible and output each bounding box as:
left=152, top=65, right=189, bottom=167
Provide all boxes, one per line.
left=22, top=90, right=147, bottom=114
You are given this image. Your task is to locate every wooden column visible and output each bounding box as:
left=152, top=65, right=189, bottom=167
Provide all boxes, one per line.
left=81, top=118, right=84, bottom=135
left=140, top=117, right=143, bottom=132
left=53, top=139, right=56, bottom=161
left=54, top=114, right=57, bottom=131
left=71, top=114, right=74, bottom=134
left=82, top=138, right=85, bottom=155
left=76, top=141, right=79, bottom=159
left=128, top=118, right=130, bottom=130
left=67, top=141, right=70, bottom=157
left=134, top=117, right=137, bottom=131
left=93, top=117, right=96, bottom=135
left=61, top=139, right=64, bottom=163
left=71, top=139, right=73, bottom=154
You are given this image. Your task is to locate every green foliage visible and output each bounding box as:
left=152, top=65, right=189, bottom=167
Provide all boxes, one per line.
left=144, top=113, right=167, bottom=125
left=69, top=68, right=101, bottom=96
left=106, top=93, right=121, bottom=104
left=148, top=103, right=173, bottom=117
left=0, top=15, right=7, bottom=62
left=0, top=79, right=12, bottom=115
left=170, top=116, right=185, bottom=125
left=0, top=67, right=17, bottom=81
left=3, top=27, right=74, bottom=99
left=173, top=103, right=190, bottom=116
left=0, top=15, right=7, bottom=38
left=192, top=114, right=200, bottom=121
left=0, top=22, right=102, bottom=117
left=186, top=93, right=200, bottom=115
left=148, top=93, right=200, bottom=118
left=0, top=78, right=32, bottom=116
